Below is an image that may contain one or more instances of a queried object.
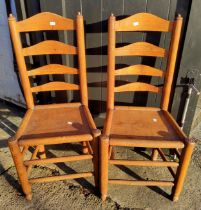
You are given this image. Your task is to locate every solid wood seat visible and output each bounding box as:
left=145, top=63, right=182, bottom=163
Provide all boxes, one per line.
left=19, top=104, right=94, bottom=146
left=109, top=108, right=184, bottom=148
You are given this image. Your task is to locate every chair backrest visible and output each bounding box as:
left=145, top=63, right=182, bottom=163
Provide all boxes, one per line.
left=8, top=12, right=88, bottom=109
left=107, top=13, right=183, bottom=110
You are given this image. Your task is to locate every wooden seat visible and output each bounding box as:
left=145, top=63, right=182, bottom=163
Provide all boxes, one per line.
left=109, top=108, right=184, bottom=148
left=8, top=12, right=100, bottom=200
left=100, top=13, right=195, bottom=202
left=18, top=104, right=93, bottom=145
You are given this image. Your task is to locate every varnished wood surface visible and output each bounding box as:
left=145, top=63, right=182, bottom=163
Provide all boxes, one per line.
left=115, top=65, right=164, bottom=77
left=115, top=13, right=173, bottom=32
left=24, top=154, right=93, bottom=166
left=108, top=108, right=185, bottom=148
left=108, top=179, right=174, bottom=186
left=115, top=42, right=167, bottom=57
left=31, top=81, right=79, bottom=92
left=29, top=172, right=93, bottom=183
left=8, top=12, right=100, bottom=200
left=28, top=64, right=78, bottom=76
left=114, top=82, right=161, bottom=93
left=16, top=12, right=75, bottom=32
left=109, top=159, right=179, bottom=167
left=161, top=15, right=183, bottom=110
left=23, top=40, right=77, bottom=56
left=19, top=105, right=93, bottom=141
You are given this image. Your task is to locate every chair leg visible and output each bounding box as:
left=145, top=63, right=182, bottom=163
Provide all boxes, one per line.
left=92, top=137, right=99, bottom=189
left=82, top=142, right=89, bottom=154
left=151, top=149, right=158, bottom=161
left=172, top=142, right=195, bottom=201
left=109, top=146, right=115, bottom=159
left=38, top=145, right=46, bottom=159
left=9, top=139, right=32, bottom=200
left=100, top=136, right=109, bottom=201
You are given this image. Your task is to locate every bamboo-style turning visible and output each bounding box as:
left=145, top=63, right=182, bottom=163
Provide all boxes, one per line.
left=8, top=12, right=100, bottom=200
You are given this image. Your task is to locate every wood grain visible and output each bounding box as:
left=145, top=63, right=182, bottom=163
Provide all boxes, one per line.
left=31, top=82, right=79, bottom=92
left=28, top=64, right=78, bottom=76
left=29, top=172, right=93, bottom=183
left=115, top=42, right=167, bottom=57
left=16, top=12, right=75, bottom=32
left=115, top=13, right=173, bottom=32
left=108, top=179, right=174, bottom=186
left=23, top=40, right=77, bottom=56
left=114, top=82, right=161, bottom=93
left=115, top=64, right=164, bottom=77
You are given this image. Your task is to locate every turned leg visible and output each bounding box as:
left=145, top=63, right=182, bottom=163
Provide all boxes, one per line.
left=82, top=142, right=89, bottom=154
left=38, top=145, right=46, bottom=159
left=172, top=142, right=195, bottom=201
left=9, top=139, right=32, bottom=200
left=151, top=149, right=159, bottom=161
left=100, top=136, right=109, bottom=201
left=92, top=136, right=99, bottom=189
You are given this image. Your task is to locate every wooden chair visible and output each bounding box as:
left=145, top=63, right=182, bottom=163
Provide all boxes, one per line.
left=8, top=12, right=100, bottom=200
left=100, top=13, right=195, bottom=201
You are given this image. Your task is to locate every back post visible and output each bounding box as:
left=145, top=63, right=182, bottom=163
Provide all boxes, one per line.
left=76, top=12, right=88, bottom=107
left=161, top=14, right=183, bottom=110
left=8, top=14, right=34, bottom=109
left=107, top=14, right=116, bottom=110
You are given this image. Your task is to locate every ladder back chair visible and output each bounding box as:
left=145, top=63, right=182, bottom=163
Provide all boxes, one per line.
left=100, top=13, right=195, bottom=201
left=8, top=12, right=100, bottom=200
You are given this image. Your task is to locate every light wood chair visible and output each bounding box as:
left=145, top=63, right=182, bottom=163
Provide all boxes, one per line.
left=100, top=13, right=195, bottom=201
left=8, top=12, right=100, bottom=200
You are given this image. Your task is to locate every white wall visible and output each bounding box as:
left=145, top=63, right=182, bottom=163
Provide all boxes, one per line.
left=0, top=0, right=25, bottom=107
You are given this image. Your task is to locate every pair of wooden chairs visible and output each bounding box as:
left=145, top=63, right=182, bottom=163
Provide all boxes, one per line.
left=8, top=12, right=194, bottom=202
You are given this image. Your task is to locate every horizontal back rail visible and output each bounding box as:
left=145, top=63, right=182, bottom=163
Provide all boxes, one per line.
left=114, top=82, right=161, bottom=93
left=28, top=64, right=78, bottom=76
left=115, top=64, right=164, bottom=77
left=115, top=13, right=173, bottom=32
left=115, top=42, right=167, bottom=57
left=31, top=81, right=79, bottom=92
left=16, top=12, right=75, bottom=32
left=23, top=40, right=77, bottom=56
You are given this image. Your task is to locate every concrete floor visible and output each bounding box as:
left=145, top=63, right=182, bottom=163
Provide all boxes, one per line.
left=0, top=101, right=201, bottom=210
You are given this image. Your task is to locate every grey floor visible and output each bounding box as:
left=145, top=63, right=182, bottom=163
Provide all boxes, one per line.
left=0, top=101, right=200, bottom=210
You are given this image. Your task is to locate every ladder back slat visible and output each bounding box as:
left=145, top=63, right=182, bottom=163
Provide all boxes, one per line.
left=115, top=13, right=173, bottom=32
left=23, top=40, right=77, bottom=56
left=115, top=64, right=164, bottom=77
left=114, top=82, right=161, bottom=93
left=28, top=64, right=78, bottom=76
left=31, top=82, right=79, bottom=92
left=16, top=12, right=75, bottom=32
left=115, top=42, right=167, bottom=57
